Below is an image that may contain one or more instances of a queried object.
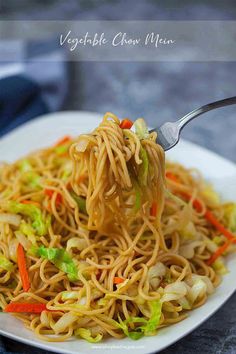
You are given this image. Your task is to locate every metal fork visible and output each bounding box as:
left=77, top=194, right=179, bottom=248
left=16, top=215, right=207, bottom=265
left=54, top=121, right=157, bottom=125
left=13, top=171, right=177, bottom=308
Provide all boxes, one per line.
left=151, top=96, right=236, bottom=151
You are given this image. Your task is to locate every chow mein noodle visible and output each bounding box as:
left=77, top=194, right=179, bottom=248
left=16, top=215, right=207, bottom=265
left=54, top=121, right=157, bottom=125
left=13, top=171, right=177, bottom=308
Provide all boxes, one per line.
left=0, top=113, right=235, bottom=342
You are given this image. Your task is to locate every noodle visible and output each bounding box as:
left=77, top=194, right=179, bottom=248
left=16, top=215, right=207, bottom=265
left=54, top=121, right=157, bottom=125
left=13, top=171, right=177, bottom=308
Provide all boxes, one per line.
left=0, top=113, right=235, bottom=342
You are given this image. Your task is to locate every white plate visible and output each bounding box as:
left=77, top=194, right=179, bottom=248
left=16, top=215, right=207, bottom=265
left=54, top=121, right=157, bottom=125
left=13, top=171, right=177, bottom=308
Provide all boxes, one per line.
left=0, top=111, right=236, bottom=354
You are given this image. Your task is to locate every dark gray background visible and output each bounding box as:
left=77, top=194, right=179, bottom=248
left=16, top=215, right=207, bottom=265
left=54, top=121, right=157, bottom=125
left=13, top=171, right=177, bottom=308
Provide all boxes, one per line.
left=1, top=1, right=236, bottom=354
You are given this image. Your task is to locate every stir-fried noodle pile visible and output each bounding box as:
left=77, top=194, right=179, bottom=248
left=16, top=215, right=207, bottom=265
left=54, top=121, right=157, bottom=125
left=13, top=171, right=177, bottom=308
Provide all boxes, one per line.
left=0, top=113, right=235, bottom=342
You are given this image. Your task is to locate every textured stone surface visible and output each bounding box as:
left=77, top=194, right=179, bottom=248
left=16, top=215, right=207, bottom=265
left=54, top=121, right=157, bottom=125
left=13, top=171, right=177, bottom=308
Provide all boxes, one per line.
left=1, top=1, right=236, bottom=354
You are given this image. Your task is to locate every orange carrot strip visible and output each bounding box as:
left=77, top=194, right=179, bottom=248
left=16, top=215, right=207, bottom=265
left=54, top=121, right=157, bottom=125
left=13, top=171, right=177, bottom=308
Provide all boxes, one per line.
left=21, top=200, right=41, bottom=207
left=44, top=189, right=62, bottom=206
left=17, top=244, right=30, bottom=292
left=166, top=172, right=180, bottom=183
left=4, top=302, right=47, bottom=314
left=207, top=240, right=232, bottom=265
left=54, top=136, right=72, bottom=147
left=150, top=202, right=157, bottom=217
left=119, top=119, right=133, bottom=129
left=205, top=210, right=236, bottom=242
left=114, top=277, right=125, bottom=284
left=181, top=192, right=236, bottom=242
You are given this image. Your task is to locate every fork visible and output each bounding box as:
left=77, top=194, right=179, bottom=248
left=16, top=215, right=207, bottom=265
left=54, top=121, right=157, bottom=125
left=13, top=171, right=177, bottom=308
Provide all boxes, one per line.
left=151, top=96, right=236, bottom=151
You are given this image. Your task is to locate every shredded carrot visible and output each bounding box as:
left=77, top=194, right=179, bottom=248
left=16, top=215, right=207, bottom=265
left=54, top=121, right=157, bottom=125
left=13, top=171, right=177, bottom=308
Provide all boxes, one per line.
left=114, top=277, right=125, bottom=284
left=204, top=210, right=236, bottom=242
left=17, top=244, right=30, bottom=292
left=77, top=175, right=87, bottom=184
left=21, top=200, right=41, bottom=207
left=44, top=189, right=62, bottom=206
left=180, top=191, right=236, bottom=263
left=166, top=172, right=180, bottom=183
left=207, top=240, right=232, bottom=265
left=54, top=135, right=72, bottom=147
left=181, top=192, right=236, bottom=242
left=4, top=302, right=47, bottom=314
left=150, top=201, right=157, bottom=217
left=119, top=119, right=133, bottom=129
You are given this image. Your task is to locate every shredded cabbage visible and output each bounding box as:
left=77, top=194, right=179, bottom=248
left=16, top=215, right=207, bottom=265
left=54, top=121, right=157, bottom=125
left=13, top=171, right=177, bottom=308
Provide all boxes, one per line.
left=15, top=230, right=31, bottom=250
left=179, top=241, right=202, bottom=259
left=36, top=246, right=78, bottom=281
left=188, top=278, right=206, bottom=303
left=224, top=203, right=236, bottom=232
left=0, top=213, right=21, bottom=227
left=204, top=236, right=218, bottom=253
left=148, top=262, right=166, bottom=289
left=179, top=222, right=196, bottom=240
left=19, top=160, right=41, bottom=189
left=138, top=146, right=149, bottom=187
left=54, top=144, right=70, bottom=155
left=66, top=237, right=87, bottom=253
left=70, top=192, right=87, bottom=214
left=75, top=328, right=103, bottom=343
left=212, top=258, right=228, bottom=275
left=134, top=118, right=149, bottom=140
left=133, top=180, right=141, bottom=212
left=19, top=159, right=32, bottom=172
left=0, top=254, right=14, bottom=272
left=116, top=300, right=162, bottom=339
left=3, top=201, right=48, bottom=236
left=61, top=291, right=79, bottom=301
left=161, top=281, right=188, bottom=303
left=185, top=274, right=214, bottom=305
left=178, top=296, right=191, bottom=310
left=20, top=221, right=37, bottom=244
left=201, top=185, right=220, bottom=206
left=54, top=312, right=78, bottom=334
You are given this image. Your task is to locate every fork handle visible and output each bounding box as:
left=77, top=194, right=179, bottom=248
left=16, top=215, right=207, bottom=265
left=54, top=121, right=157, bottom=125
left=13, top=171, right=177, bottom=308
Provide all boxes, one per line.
left=178, top=96, right=236, bottom=129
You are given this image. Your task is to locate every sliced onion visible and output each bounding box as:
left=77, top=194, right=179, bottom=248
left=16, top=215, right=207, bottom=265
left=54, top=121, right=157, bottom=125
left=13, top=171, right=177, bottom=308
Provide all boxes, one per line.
left=0, top=213, right=21, bottom=227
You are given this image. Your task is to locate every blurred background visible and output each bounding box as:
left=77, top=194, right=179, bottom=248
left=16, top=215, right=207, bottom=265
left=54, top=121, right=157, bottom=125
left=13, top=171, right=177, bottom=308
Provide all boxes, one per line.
left=0, top=0, right=236, bottom=162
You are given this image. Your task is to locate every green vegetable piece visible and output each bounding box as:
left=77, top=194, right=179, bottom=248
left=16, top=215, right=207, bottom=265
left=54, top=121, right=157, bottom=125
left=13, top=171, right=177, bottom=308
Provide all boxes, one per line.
left=75, top=328, right=103, bottom=343
left=133, top=180, right=141, bottom=212
left=19, top=160, right=41, bottom=189
left=20, top=221, right=37, bottom=244
left=54, top=144, right=69, bottom=155
left=70, top=192, right=87, bottom=214
left=134, top=118, right=149, bottom=140
left=37, top=246, right=78, bottom=282
left=116, top=300, right=162, bottom=340
left=5, top=201, right=47, bottom=236
left=138, top=146, right=149, bottom=187
left=0, top=254, right=14, bottom=272
left=19, top=159, right=32, bottom=172
left=141, top=300, right=162, bottom=335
